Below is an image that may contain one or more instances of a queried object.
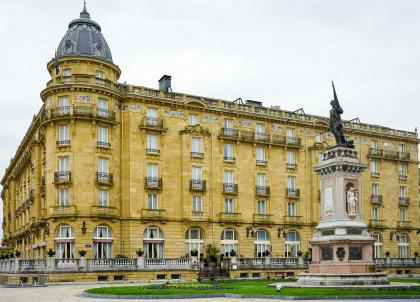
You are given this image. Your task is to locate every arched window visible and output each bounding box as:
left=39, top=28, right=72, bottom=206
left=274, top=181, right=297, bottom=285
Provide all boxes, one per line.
left=143, top=226, right=164, bottom=258
left=221, top=228, right=238, bottom=257
left=55, top=225, right=75, bottom=259
left=372, top=233, right=382, bottom=258
left=93, top=225, right=113, bottom=259
left=398, top=233, right=410, bottom=258
left=185, top=228, right=204, bottom=257
left=254, top=229, right=271, bottom=257
left=285, top=231, right=300, bottom=258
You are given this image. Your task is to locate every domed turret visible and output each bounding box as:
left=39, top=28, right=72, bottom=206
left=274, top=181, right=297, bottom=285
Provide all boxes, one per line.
left=56, top=3, right=113, bottom=62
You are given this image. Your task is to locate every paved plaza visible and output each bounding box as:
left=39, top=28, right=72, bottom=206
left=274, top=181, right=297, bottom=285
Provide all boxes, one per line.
left=0, top=283, right=419, bottom=302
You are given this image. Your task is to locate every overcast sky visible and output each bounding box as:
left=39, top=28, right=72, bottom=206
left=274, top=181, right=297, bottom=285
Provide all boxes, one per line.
left=1, top=0, right=419, bottom=241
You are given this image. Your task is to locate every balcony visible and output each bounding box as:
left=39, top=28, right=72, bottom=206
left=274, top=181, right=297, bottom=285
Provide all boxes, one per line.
left=287, top=163, right=297, bottom=169
left=42, top=106, right=117, bottom=124
left=219, top=128, right=301, bottom=147
left=222, top=183, right=238, bottom=194
left=256, top=160, right=267, bottom=166
left=56, top=140, right=70, bottom=146
left=191, top=152, right=204, bottom=158
left=50, top=205, right=77, bottom=217
left=399, top=174, right=407, bottom=181
left=397, top=220, right=412, bottom=229
left=369, top=148, right=410, bottom=161
left=286, top=188, right=300, bottom=199
left=97, top=141, right=111, bottom=148
left=91, top=206, right=117, bottom=217
left=369, top=219, right=387, bottom=229
left=223, top=156, right=235, bottom=162
left=144, top=177, right=162, bottom=190
left=146, top=148, right=160, bottom=155
left=253, top=214, right=274, bottom=224
left=284, top=215, right=302, bottom=225
left=140, top=117, right=166, bottom=132
left=141, top=209, right=166, bottom=220
left=219, top=212, right=242, bottom=223
left=96, top=108, right=116, bottom=122
left=190, top=180, right=206, bottom=192
left=255, top=186, right=270, bottom=196
left=371, top=195, right=383, bottom=205
left=399, top=197, right=410, bottom=207
left=54, top=171, right=71, bottom=184
left=96, top=172, right=113, bottom=185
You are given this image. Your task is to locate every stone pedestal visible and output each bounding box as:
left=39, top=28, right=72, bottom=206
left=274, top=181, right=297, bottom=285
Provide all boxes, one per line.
left=136, top=256, right=145, bottom=269
left=79, top=256, right=87, bottom=271
left=298, top=147, right=388, bottom=286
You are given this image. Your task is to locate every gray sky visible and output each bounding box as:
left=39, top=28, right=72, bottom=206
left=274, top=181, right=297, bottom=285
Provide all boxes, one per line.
left=0, top=0, right=419, bottom=241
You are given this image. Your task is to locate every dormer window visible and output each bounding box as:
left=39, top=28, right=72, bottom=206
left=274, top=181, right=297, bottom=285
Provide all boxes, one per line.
left=96, top=71, right=105, bottom=79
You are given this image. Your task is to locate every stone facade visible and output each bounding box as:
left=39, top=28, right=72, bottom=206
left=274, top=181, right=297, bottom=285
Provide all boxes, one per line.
left=1, top=5, right=419, bottom=264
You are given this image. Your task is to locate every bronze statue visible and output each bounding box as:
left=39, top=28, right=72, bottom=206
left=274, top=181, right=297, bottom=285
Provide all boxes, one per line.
left=329, top=82, right=354, bottom=148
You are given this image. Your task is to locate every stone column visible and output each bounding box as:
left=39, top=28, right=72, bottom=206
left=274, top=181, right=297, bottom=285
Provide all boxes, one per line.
left=264, top=256, right=271, bottom=267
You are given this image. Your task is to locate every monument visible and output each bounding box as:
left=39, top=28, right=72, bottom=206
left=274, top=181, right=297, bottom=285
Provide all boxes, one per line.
left=297, top=82, right=389, bottom=286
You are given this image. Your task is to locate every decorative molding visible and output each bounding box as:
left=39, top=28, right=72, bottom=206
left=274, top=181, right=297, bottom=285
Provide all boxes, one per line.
left=180, top=124, right=211, bottom=136
left=165, top=109, right=184, bottom=118
left=75, top=95, right=91, bottom=102
left=204, top=115, right=219, bottom=123
left=122, top=104, right=141, bottom=112
left=270, top=124, right=282, bottom=132
left=239, top=121, right=252, bottom=127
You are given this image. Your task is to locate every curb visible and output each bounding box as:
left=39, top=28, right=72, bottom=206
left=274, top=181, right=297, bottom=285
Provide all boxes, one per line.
left=82, top=292, right=420, bottom=300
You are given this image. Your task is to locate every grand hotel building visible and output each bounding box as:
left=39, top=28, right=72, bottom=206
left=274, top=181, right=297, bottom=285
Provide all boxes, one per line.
left=1, top=5, right=419, bottom=263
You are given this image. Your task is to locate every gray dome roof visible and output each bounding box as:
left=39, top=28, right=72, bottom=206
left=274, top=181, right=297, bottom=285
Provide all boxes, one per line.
left=57, top=4, right=113, bottom=62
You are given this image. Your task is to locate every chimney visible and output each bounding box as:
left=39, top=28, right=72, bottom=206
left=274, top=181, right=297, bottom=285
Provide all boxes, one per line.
left=158, top=75, right=172, bottom=92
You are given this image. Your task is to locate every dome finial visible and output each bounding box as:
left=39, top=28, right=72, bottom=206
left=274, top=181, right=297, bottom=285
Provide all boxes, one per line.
left=80, top=0, right=90, bottom=19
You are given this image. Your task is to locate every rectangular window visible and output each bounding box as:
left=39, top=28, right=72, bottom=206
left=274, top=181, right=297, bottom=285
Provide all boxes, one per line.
left=59, top=124, right=69, bottom=141
left=287, top=128, right=295, bottom=138
left=399, top=186, right=406, bottom=197
left=98, top=126, right=108, bottom=144
left=148, top=194, right=158, bottom=209
left=399, top=164, right=407, bottom=177
left=58, top=156, right=69, bottom=172
left=147, top=108, right=158, bottom=118
left=224, top=171, right=234, bottom=184
left=62, top=69, right=72, bottom=76
left=147, top=163, right=158, bottom=178
left=256, top=147, right=265, bottom=162
left=98, top=190, right=108, bottom=207
left=371, top=140, right=378, bottom=150
left=224, top=143, right=233, bottom=159
left=98, top=157, right=108, bottom=173
left=59, top=96, right=69, bottom=107
left=288, top=202, right=296, bottom=216
left=287, top=151, right=295, bottom=166
left=192, top=166, right=202, bottom=180
left=189, top=114, right=199, bottom=125
left=399, top=208, right=407, bottom=221
left=371, top=183, right=379, bottom=196
left=224, top=119, right=233, bottom=129
left=147, top=134, right=158, bottom=151
left=98, top=98, right=108, bottom=109
left=96, top=71, right=105, bottom=79
left=192, top=196, right=202, bottom=212
left=59, top=188, right=69, bottom=206
left=191, top=137, right=202, bottom=153
left=256, top=123, right=264, bottom=134
left=256, top=173, right=266, bottom=186
left=257, top=200, right=266, bottom=215
left=370, top=160, right=378, bottom=173
left=224, top=198, right=234, bottom=213
left=287, top=176, right=296, bottom=189
left=399, top=144, right=405, bottom=153
left=371, top=207, right=379, bottom=220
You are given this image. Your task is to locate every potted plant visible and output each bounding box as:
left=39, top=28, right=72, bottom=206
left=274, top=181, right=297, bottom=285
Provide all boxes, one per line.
left=190, top=249, right=198, bottom=257
left=414, top=251, right=419, bottom=257
left=15, top=250, right=21, bottom=258
left=385, top=250, right=390, bottom=257
left=297, top=250, right=303, bottom=257
left=9, top=253, right=14, bottom=258
left=205, top=243, right=220, bottom=263
left=78, top=250, right=87, bottom=257
left=47, top=248, right=55, bottom=257
left=136, top=249, right=144, bottom=257
left=229, top=249, right=237, bottom=257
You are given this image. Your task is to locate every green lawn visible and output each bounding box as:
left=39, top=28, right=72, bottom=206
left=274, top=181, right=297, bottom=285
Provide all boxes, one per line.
left=390, top=278, right=420, bottom=284
left=85, top=279, right=420, bottom=297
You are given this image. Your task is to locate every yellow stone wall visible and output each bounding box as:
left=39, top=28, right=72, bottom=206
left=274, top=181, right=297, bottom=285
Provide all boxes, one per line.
left=1, top=55, right=419, bottom=261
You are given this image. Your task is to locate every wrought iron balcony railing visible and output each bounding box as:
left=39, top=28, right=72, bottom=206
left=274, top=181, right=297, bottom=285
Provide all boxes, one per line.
left=371, top=172, right=380, bottom=177
left=97, top=141, right=111, bottom=148
left=286, top=188, right=300, bottom=198
left=223, top=156, right=235, bottom=161
left=146, top=148, right=160, bottom=154
left=255, top=185, right=270, bottom=196
left=399, top=197, right=410, bottom=207
left=96, top=108, right=116, bottom=122
left=191, top=152, right=204, bottom=158
left=140, top=117, right=166, bottom=131
left=144, top=177, right=162, bottom=189
left=96, top=172, right=113, bottom=185
left=54, top=171, right=71, bottom=184
left=371, top=195, right=383, bottom=205
left=190, top=180, right=206, bottom=192
left=222, top=183, right=238, bottom=194
left=56, top=140, right=70, bottom=146
left=369, top=148, right=410, bottom=161
left=42, top=106, right=117, bottom=124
